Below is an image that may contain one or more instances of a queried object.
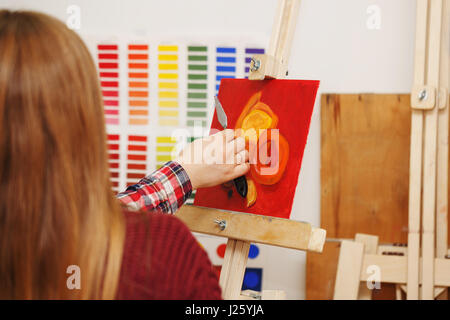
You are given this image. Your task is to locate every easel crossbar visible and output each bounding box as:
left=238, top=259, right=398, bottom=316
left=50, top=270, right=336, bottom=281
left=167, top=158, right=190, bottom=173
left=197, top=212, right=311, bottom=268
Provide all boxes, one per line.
left=176, top=205, right=326, bottom=252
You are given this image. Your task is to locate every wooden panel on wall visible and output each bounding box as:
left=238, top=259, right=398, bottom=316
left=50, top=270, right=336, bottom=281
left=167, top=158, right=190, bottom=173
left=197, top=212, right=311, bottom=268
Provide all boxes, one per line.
left=321, top=94, right=411, bottom=243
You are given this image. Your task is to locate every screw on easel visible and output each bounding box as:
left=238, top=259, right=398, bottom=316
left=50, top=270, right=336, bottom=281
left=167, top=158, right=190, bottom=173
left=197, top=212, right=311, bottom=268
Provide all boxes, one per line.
left=214, top=219, right=227, bottom=231
left=418, top=89, right=428, bottom=101
left=250, top=58, right=261, bottom=72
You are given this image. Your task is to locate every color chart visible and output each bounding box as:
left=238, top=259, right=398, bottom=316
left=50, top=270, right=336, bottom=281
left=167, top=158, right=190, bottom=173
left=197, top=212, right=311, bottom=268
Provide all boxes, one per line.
left=158, top=45, right=179, bottom=127
left=88, top=36, right=268, bottom=192
left=215, top=47, right=236, bottom=93
left=186, top=46, right=208, bottom=128
left=128, top=44, right=149, bottom=125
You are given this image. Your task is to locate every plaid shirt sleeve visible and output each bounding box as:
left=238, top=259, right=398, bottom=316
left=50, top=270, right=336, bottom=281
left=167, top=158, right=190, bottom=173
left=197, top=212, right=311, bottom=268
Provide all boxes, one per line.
left=116, top=161, right=193, bottom=214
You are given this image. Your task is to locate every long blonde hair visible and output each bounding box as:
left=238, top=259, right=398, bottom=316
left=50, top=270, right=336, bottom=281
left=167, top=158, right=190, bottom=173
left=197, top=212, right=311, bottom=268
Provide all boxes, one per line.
left=0, top=10, right=125, bottom=299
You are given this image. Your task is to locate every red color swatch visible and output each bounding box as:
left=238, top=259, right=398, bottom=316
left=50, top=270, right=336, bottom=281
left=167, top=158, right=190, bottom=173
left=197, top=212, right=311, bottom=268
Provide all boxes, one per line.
left=194, top=78, right=319, bottom=219
left=107, top=134, right=120, bottom=192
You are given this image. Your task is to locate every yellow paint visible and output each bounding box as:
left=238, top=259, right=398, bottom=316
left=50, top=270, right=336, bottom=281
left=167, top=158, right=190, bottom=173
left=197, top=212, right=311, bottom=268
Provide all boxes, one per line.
left=158, top=110, right=178, bottom=117
left=158, top=118, right=178, bottom=126
left=159, top=82, right=178, bottom=89
left=158, top=63, right=178, bottom=70
left=158, top=45, right=178, bottom=52
left=156, top=146, right=175, bottom=152
left=158, top=73, right=178, bottom=79
left=156, top=136, right=176, bottom=144
left=158, top=54, right=178, bottom=61
left=156, top=155, right=173, bottom=162
left=159, top=100, right=178, bottom=108
left=159, top=91, right=178, bottom=99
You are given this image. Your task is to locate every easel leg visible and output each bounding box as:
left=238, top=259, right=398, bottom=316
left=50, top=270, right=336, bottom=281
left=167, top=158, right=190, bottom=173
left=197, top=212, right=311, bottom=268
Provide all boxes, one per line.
left=355, top=234, right=379, bottom=300
left=435, top=0, right=450, bottom=301
left=407, top=0, right=429, bottom=300
left=421, top=0, right=443, bottom=300
left=333, top=240, right=364, bottom=300
left=219, top=239, right=250, bottom=300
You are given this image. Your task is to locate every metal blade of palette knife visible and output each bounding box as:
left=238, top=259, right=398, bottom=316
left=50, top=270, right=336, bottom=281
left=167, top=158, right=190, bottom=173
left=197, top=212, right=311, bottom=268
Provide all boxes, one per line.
left=214, top=96, right=247, bottom=198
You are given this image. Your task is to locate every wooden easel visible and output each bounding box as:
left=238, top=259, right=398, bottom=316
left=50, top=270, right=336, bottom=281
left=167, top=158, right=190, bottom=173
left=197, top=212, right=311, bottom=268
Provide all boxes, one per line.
left=333, top=0, right=450, bottom=300
left=176, top=0, right=326, bottom=300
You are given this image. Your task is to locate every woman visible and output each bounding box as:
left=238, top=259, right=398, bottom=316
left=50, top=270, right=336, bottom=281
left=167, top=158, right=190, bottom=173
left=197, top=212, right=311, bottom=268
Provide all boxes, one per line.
left=0, top=10, right=249, bottom=299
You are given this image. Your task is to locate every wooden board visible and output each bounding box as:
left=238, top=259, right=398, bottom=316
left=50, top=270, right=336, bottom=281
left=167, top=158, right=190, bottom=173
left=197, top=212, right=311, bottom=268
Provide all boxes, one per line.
left=321, top=94, right=411, bottom=243
left=321, top=93, right=450, bottom=244
left=306, top=241, right=340, bottom=299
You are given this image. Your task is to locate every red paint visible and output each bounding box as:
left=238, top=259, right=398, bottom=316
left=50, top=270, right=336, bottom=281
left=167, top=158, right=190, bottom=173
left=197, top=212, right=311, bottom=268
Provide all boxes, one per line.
left=101, top=81, right=119, bottom=88
left=129, top=135, right=147, bottom=142
left=99, top=62, right=118, bottom=69
left=98, top=44, right=118, bottom=50
left=194, top=79, right=319, bottom=219
left=107, top=144, right=119, bottom=150
left=127, top=163, right=146, bottom=170
left=98, top=53, right=118, bottom=59
left=103, top=100, right=119, bottom=106
left=102, top=90, right=118, bottom=97
left=108, top=134, right=119, bottom=140
left=128, top=154, right=146, bottom=161
left=128, top=145, right=146, bottom=151
left=100, top=72, right=119, bottom=78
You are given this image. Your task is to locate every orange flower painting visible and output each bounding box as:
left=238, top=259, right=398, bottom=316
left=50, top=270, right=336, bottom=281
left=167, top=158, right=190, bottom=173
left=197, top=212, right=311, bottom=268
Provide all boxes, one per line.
left=194, top=78, right=319, bottom=219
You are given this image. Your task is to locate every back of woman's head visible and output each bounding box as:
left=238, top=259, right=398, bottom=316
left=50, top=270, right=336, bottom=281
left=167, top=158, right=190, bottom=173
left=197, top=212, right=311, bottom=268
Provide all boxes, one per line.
left=0, top=10, right=124, bottom=299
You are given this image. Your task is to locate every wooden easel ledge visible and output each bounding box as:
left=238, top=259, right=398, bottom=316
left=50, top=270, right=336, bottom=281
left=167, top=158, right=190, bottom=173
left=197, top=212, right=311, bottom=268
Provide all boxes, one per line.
left=176, top=205, right=326, bottom=252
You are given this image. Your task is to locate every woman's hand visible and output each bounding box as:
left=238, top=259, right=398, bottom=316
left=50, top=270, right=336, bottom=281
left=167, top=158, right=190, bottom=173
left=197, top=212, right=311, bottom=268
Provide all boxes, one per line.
left=176, top=129, right=250, bottom=190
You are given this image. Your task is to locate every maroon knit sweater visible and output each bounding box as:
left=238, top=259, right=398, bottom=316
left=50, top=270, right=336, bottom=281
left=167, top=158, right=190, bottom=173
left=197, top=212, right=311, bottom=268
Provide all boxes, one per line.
left=116, top=210, right=222, bottom=299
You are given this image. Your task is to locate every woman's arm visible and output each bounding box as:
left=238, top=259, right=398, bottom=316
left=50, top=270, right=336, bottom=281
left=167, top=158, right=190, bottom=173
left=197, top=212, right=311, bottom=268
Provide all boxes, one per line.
left=117, top=129, right=249, bottom=213
left=117, top=161, right=192, bottom=214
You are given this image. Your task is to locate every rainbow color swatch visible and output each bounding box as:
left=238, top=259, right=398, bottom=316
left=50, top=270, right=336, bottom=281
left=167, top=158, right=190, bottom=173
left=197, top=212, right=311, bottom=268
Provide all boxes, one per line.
left=156, top=136, right=176, bottom=169
left=128, top=44, right=149, bottom=125
left=158, top=45, right=179, bottom=126
left=126, top=135, right=148, bottom=187
left=187, top=46, right=208, bottom=128
left=215, top=47, right=236, bottom=93
left=98, top=44, right=120, bottom=125
left=107, top=134, right=120, bottom=191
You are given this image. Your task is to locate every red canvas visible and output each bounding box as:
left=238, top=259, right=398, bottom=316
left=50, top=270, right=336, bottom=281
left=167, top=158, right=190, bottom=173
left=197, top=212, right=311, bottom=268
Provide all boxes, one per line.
left=194, top=78, right=319, bottom=219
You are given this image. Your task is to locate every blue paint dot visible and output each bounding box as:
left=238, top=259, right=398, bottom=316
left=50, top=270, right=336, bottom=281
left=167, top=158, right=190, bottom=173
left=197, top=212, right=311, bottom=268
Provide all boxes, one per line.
left=248, top=244, right=259, bottom=259
left=243, top=271, right=260, bottom=289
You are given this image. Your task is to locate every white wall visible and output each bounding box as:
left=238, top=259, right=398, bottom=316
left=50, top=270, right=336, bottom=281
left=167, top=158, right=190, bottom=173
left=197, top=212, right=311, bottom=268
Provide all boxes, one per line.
left=0, top=0, right=417, bottom=299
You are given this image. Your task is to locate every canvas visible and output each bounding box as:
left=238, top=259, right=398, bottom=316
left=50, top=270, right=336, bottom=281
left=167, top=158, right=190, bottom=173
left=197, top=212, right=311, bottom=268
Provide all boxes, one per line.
left=194, top=78, right=319, bottom=219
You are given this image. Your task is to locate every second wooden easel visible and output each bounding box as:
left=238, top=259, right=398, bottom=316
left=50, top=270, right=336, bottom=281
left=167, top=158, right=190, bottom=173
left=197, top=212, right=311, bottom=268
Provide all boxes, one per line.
left=176, top=0, right=326, bottom=300
left=333, top=0, right=450, bottom=300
